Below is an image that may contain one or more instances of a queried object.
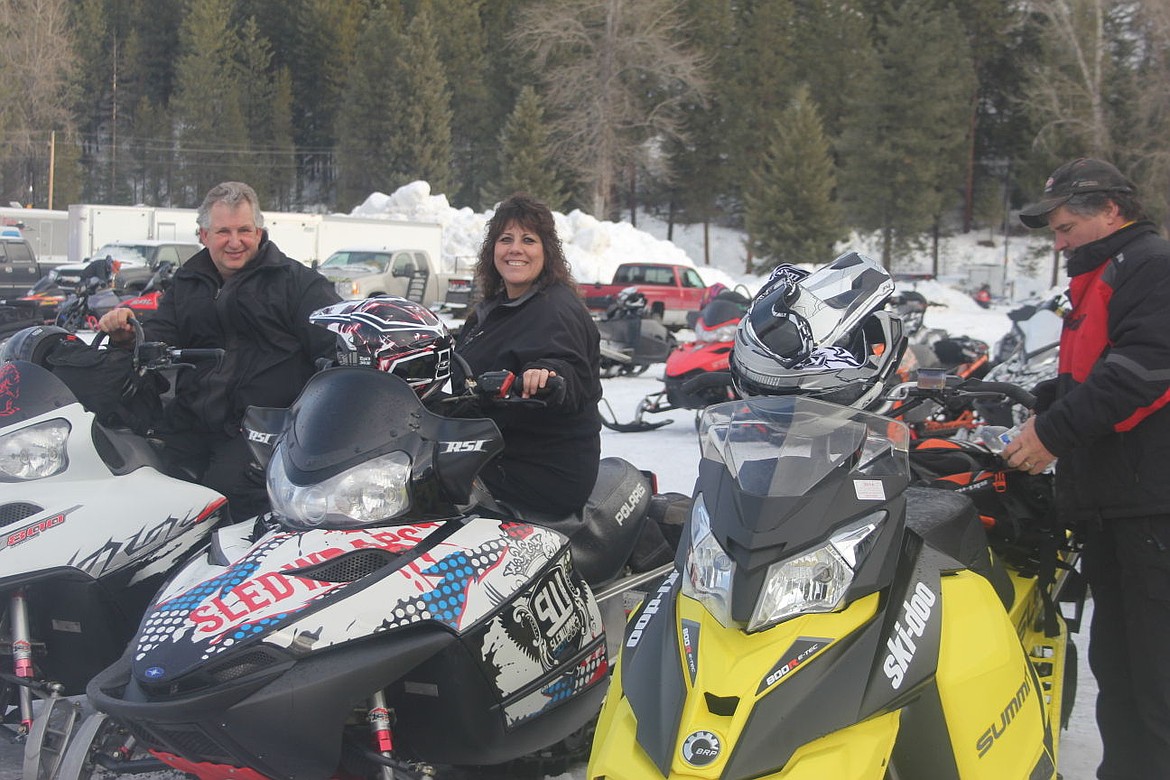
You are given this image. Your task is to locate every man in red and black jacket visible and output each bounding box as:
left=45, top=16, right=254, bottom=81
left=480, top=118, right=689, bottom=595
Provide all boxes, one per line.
left=1006, top=157, right=1170, bottom=779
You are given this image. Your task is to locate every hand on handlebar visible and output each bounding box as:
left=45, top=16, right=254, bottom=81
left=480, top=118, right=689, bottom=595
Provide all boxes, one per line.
left=97, top=307, right=137, bottom=345
left=520, top=368, right=557, bottom=399
left=472, top=369, right=566, bottom=407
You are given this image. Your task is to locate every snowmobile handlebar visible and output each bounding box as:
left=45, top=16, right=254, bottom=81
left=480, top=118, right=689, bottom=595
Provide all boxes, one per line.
left=888, top=370, right=1036, bottom=410
left=443, top=352, right=567, bottom=410
left=134, top=342, right=225, bottom=373
left=92, top=315, right=226, bottom=374
left=468, top=369, right=567, bottom=407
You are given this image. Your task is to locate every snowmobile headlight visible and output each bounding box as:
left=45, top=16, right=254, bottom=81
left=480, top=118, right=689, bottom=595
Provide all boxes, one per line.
left=681, top=495, right=738, bottom=627
left=0, top=419, right=70, bottom=481
left=747, top=512, right=885, bottom=633
left=695, top=322, right=737, bottom=343
left=269, top=446, right=412, bottom=529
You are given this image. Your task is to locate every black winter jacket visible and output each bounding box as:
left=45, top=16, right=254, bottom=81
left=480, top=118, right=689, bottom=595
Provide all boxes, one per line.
left=144, top=235, right=340, bottom=435
left=1033, top=221, right=1170, bottom=521
left=454, top=282, right=603, bottom=515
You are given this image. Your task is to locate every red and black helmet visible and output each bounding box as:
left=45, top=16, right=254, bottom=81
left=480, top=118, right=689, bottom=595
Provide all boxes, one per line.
left=310, top=296, right=453, bottom=400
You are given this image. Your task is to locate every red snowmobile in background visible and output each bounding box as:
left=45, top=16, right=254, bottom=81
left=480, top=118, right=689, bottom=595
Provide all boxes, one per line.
left=53, top=259, right=175, bottom=331
left=601, top=283, right=750, bottom=432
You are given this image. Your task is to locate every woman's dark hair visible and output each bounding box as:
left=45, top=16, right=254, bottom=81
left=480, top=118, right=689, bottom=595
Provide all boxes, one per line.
left=474, top=192, right=576, bottom=301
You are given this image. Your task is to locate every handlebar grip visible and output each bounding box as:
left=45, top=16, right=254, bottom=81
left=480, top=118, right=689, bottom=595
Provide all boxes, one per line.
left=534, top=374, right=566, bottom=404
left=964, top=380, right=1037, bottom=409
left=173, top=348, right=226, bottom=362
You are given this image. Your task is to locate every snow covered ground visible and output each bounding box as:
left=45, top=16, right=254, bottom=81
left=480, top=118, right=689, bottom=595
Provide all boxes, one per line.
left=0, top=186, right=1104, bottom=778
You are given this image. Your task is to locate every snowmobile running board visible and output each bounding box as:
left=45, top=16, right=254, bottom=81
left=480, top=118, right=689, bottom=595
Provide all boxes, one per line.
left=602, top=418, right=674, bottom=433
left=598, top=398, right=674, bottom=433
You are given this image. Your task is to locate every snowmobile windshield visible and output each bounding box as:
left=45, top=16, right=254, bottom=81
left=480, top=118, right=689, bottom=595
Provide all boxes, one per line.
left=699, top=295, right=750, bottom=329
left=270, top=367, right=503, bottom=527
left=697, top=395, right=910, bottom=498
left=0, top=360, right=78, bottom=426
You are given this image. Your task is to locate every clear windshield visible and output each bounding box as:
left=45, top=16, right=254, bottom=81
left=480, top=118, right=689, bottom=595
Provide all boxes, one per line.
left=93, top=244, right=150, bottom=265
left=698, top=396, right=909, bottom=497
left=321, top=252, right=390, bottom=272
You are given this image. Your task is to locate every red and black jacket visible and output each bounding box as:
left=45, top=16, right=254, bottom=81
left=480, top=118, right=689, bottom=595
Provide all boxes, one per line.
left=1034, top=221, right=1170, bottom=521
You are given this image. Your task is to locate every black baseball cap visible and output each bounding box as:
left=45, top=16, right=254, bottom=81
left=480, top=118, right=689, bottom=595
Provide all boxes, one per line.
left=1019, top=157, right=1136, bottom=229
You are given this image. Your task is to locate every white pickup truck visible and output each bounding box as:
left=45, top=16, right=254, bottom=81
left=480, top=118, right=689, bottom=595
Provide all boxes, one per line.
left=316, top=248, right=473, bottom=313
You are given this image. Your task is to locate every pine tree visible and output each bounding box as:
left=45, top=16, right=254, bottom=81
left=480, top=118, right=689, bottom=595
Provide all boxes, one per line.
left=428, top=0, right=494, bottom=208
left=390, top=5, right=454, bottom=195
left=335, top=6, right=404, bottom=208
left=783, top=0, right=874, bottom=142
left=836, top=0, right=975, bottom=268
left=723, top=0, right=799, bottom=210
left=488, top=86, right=566, bottom=210
left=267, top=68, right=297, bottom=210
left=744, top=86, right=844, bottom=271
left=129, top=0, right=184, bottom=108
left=128, top=97, right=174, bottom=205
left=236, top=16, right=277, bottom=201
left=661, top=0, right=736, bottom=261
left=68, top=0, right=110, bottom=193
left=171, top=0, right=249, bottom=204
left=291, top=0, right=373, bottom=201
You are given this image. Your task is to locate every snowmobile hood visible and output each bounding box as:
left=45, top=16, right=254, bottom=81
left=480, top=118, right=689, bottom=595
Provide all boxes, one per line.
left=129, top=518, right=577, bottom=691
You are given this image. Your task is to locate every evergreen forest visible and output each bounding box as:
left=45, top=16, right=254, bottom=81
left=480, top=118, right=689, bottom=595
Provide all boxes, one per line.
left=2, top=0, right=1168, bottom=269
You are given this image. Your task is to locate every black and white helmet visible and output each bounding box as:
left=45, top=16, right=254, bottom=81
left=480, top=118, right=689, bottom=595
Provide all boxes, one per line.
left=731, top=252, right=906, bottom=411
left=310, top=296, right=453, bottom=400
left=616, top=287, right=648, bottom=313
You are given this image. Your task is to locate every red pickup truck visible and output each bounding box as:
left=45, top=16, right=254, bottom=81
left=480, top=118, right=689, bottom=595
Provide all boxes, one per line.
left=582, top=262, right=707, bottom=329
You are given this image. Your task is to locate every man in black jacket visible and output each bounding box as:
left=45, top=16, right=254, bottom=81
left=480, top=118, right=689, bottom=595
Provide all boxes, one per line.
left=1006, top=158, right=1170, bottom=779
left=98, top=181, right=340, bottom=520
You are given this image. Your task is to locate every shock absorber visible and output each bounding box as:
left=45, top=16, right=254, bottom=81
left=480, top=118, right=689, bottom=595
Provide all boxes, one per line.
left=368, top=690, right=396, bottom=780
left=10, top=589, right=35, bottom=734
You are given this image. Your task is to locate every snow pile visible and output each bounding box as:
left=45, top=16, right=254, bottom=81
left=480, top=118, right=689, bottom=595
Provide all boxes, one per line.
left=345, top=181, right=738, bottom=291
left=345, top=181, right=1064, bottom=350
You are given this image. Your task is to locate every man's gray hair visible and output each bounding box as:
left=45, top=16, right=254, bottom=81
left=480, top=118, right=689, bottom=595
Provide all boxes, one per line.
left=196, top=182, right=265, bottom=230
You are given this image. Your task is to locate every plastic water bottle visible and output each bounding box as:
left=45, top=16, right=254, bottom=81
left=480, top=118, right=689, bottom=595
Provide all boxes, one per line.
left=979, top=425, right=1020, bottom=454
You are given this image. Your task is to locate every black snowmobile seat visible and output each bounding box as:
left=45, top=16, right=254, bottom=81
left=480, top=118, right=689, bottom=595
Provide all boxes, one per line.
left=514, top=457, right=654, bottom=587
left=904, top=486, right=1014, bottom=609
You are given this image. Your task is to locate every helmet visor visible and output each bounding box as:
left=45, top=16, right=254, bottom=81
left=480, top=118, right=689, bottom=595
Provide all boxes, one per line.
left=745, top=285, right=813, bottom=367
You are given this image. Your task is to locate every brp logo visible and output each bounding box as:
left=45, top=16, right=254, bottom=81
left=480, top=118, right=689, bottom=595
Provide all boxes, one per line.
left=681, top=730, right=722, bottom=767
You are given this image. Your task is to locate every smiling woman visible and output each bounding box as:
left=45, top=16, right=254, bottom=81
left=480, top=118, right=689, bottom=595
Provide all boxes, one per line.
left=451, top=192, right=604, bottom=517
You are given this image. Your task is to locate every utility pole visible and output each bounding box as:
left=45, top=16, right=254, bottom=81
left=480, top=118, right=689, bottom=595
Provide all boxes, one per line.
left=48, top=131, right=55, bottom=209
left=111, top=35, right=118, bottom=197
